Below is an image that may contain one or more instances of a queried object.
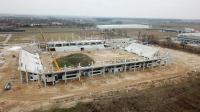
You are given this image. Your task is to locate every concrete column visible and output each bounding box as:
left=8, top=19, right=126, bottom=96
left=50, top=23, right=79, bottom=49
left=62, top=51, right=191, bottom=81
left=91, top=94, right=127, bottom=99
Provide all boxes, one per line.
left=156, top=60, right=159, bottom=66
left=65, top=71, right=67, bottom=84
left=78, top=63, right=81, bottom=81
left=38, top=41, right=40, bottom=49
left=32, top=73, right=34, bottom=80
left=103, top=61, right=105, bottom=77
left=64, top=65, right=67, bottom=84
left=25, top=66, right=29, bottom=84
left=52, top=74, right=55, bottom=86
left=44, top=74, right=47, bottom=88
left=159, top=60, right=162, bottom=66
left=26, top=72, right=28, bottom=84
left=46, top=44, right=48, bottom=51
left=114, top=58, right=116, bottom=75
left=134, top=63, right=136, bottom=72
left=143, top=62, right=145, bottom=71
left=91, top=62, right=94, bottom=78
left=51, top=64, right=55, bottom=86
left=20, top=71, right=23, bottom=83
left=124, top=58, right=127, bottom=72
left=151, top=62, right=154, bottom=68
left=38, top=73, right=40, bottom=84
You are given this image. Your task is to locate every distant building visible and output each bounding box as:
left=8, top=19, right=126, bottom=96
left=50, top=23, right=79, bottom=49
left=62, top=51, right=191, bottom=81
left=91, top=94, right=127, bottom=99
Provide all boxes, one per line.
left=0, top=26, right=25, bottom=32
left=30, top=23, right=48, bottom=27
left=97, top=24, right=151, bottom=29
left=183, top=28, right=195, bottom=33
left=30, top=24, right=40, bottom=27
left=51, top=22, right=63, bottom=26
left=177, top=33, right=200, bottom=44
left=161, top=29, right=182, bottom=33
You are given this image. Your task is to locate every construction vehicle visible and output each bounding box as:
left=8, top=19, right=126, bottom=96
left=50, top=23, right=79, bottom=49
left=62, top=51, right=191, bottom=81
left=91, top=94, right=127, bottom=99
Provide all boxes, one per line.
left=4, top=82, right=11, bottom=91
left=40, top=31, right=61, bottom=71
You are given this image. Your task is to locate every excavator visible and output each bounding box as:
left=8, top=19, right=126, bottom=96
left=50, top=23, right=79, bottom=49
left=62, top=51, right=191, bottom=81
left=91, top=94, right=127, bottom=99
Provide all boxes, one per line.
left=40, top=31, right=61, bottom=71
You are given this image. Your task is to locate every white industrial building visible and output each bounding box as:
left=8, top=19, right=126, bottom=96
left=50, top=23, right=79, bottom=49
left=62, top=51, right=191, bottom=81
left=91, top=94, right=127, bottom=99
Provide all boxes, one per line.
left=97, top=24, right=151, bottom=29
left=125, top=43, right=160, bottom=59
left=177, top=33, right=200, bottom=44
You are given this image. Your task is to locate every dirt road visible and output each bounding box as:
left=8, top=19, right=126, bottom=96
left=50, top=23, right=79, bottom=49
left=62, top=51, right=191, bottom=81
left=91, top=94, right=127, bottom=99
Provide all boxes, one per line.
left=3, top=34, right=12, bottom=44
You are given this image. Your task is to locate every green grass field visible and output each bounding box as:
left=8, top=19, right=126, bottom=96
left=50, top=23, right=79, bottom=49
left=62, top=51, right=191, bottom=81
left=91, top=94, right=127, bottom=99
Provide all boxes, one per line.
left=55, top=53, right=94, bottom=68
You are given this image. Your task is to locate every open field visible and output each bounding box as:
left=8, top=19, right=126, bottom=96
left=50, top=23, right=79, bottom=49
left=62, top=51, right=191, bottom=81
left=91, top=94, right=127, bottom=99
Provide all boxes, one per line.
left=0, top=34, right=7, bottom=42
left=5, top=30, right=103, bottom=43
left=3, top=24, right=200, bottom=44
left=0, top=27, right=181, bottom=44
left=0, top=45, right=200, bottom=111
left=23, top=27, right=83, bottom=33
left=7, top=32, right=81, bottom=43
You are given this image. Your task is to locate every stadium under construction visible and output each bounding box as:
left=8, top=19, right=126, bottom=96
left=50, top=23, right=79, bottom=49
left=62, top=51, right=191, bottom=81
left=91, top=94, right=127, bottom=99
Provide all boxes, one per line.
left=18, top=38, right=170, bottom=87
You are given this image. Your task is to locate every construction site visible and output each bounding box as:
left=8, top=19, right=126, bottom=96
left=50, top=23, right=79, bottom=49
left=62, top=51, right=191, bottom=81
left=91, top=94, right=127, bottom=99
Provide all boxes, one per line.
left=18, top=32, right=169, bottom=86
left=0, top=22, right=200, bottom=112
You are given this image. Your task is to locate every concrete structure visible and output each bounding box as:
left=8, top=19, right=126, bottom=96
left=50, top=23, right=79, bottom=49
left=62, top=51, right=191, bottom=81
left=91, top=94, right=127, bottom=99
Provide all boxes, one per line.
left=183, top=28, right=195, bottom=33
left=177, top=33, right=200, bottom=44
left=125, top=43, right=160, bottom=59
left=105, top=38, right=137, bottom=49
left=19, top=39, right=169, bottom=86
left=18, top=50, right=43, bottom=81
left=97, top=24, right=151, bottom=29
left=44, top=40, right=105, bottom=52
left=161, top=29, right=181, bottom=33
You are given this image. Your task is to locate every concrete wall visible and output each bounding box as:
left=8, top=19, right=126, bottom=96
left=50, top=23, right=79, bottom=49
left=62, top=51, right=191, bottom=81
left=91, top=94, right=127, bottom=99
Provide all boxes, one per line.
left=51, top=44, right=105, bottom=52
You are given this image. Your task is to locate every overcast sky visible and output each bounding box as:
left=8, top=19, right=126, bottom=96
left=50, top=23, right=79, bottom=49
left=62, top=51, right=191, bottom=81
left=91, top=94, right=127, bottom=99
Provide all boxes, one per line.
left=0, top=0, right=200, bottom=19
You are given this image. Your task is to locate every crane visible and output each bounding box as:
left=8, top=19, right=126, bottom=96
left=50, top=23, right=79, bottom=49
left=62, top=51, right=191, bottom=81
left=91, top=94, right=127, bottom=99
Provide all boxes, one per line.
left=40, top=31, right=61, bottom=71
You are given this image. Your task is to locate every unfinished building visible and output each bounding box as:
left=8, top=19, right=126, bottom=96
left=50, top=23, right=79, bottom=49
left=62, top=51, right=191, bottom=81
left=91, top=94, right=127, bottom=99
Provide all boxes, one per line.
left=18, top=38, right=170, bottom=87
left=42, top=40, right=106, bottom=52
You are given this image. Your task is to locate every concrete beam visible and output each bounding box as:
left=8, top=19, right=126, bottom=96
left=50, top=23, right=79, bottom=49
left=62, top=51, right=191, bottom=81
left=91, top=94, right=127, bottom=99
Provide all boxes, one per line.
left=134, top=63, right=136, bottom=72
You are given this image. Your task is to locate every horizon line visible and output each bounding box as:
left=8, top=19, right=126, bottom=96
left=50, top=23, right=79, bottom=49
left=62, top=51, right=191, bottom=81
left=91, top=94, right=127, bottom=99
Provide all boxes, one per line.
left=0, top=13, right=200, bottom=20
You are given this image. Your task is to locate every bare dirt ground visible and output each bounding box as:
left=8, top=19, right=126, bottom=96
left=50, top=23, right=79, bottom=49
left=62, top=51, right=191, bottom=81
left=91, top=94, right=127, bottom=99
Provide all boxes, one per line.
left=0, top=46, right=200, bottom=112
left=40, top=49, right=140, bottom=72
left=6, top=31, right=100, bottom=44
left=40, top=73, right=200, bottom=112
